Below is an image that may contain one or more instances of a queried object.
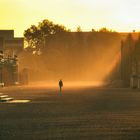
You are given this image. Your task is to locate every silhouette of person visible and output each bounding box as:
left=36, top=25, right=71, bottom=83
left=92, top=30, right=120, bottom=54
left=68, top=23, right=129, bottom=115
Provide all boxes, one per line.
left=59, top=79, right=63, bottom=92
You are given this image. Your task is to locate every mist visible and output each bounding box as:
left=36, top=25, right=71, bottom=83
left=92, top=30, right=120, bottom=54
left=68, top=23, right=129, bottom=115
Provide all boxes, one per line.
left=19, top=32, right=122, bottom=87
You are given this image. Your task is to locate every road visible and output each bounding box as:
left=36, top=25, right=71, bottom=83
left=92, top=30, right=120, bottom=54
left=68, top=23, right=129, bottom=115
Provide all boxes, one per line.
left=0, top=86, right=140, bottom=140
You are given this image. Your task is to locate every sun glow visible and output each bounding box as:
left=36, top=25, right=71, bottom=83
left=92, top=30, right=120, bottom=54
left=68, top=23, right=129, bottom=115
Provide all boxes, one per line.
left=1, top=0, right=140, bottom=37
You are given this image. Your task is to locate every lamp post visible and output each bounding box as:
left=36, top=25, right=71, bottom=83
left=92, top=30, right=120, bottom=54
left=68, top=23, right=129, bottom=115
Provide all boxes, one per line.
left=0, top=62, right=2, bottom=85
left=0, top=51, right=4, bottom=87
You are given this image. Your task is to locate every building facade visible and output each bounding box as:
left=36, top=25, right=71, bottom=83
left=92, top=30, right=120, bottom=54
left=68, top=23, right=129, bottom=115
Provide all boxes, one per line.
left=121, top=33, right=140, bottom=88
left=0, top=30, right=24, bottom=86
left=0, top=30, right=24, bottom=56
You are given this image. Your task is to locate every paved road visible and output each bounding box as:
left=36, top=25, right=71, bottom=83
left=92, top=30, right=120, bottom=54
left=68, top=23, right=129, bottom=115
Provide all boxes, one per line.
left=0, top=86, right=140, bottom=140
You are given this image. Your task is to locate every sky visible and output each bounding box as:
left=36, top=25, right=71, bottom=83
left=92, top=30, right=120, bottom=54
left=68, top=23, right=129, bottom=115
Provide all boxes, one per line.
left=1, top=0, right=140, bottom=37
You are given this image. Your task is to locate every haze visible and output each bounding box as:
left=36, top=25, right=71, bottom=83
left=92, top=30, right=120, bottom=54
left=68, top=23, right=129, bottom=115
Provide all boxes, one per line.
left=19, top=32, right=121, bottom=86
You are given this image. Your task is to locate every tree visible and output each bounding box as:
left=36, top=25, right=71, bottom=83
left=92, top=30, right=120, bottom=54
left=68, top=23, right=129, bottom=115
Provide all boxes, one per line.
left=76, top=26, right=82, bottom=32
left=24, top=25, right=42, bottom=50
left=91, top=28, right=96, bottom=32
left=99, top=27, right=110, bottom=32
left=24, top=19, right=70, bottom=54
left=98, top=27, right=116, bottom=33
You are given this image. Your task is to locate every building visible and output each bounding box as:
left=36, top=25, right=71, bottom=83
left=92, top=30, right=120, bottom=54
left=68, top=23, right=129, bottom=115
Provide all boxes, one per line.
left=0, top=30, right=24, bottom=86
left=0, top=54, right=18, bottom=86
left=121, top=33, right=140, bottom=88
left=0, top=30, right=24, bottom=56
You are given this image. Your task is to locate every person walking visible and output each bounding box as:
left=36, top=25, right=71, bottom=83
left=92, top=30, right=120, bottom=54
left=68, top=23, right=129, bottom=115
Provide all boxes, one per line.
left=59, top=79, right=63, bottom=93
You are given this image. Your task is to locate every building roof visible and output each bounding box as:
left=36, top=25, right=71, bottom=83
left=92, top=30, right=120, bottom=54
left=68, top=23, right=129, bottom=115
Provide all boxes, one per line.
left=0, top=30, right=14, bottom=39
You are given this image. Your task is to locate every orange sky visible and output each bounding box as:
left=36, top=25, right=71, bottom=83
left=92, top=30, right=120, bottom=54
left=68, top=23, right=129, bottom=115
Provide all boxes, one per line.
left=0, top=0, right=140, bottom=37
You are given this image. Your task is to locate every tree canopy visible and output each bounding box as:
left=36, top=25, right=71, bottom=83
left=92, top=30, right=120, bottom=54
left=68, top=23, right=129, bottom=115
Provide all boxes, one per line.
left=24, top=19, right=116, bottom=54
left=24, top=19, right=70, bottom=53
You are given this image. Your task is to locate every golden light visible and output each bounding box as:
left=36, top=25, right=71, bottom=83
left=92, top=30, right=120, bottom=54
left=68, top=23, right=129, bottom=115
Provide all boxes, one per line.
left=1, top=0, right=140, bottom=36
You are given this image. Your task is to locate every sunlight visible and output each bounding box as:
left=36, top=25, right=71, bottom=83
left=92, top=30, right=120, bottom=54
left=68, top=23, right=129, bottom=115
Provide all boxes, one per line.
left=29, top=81, right=104, bottom=89
left=1, top=0, right=140, bottom=36
left=9, top=100, right=31, bottom=103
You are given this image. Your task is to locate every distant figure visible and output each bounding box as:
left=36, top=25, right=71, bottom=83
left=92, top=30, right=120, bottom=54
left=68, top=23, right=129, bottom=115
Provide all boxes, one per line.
left=59, top=80, right=63, bottom=92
